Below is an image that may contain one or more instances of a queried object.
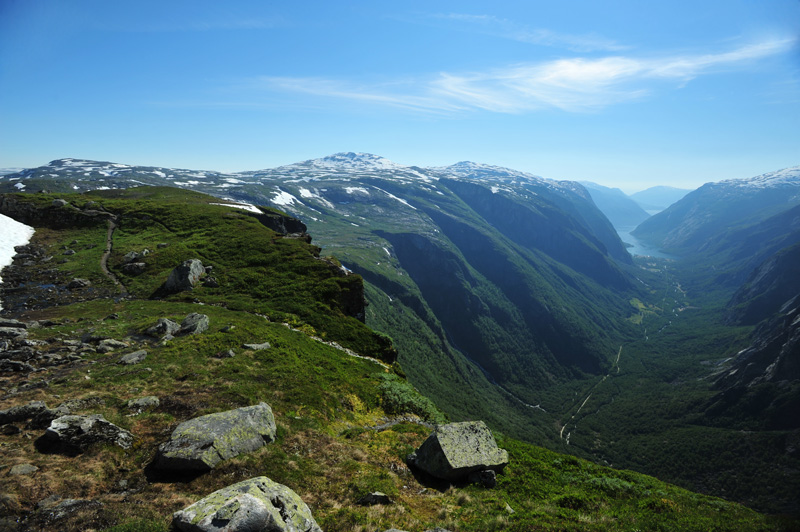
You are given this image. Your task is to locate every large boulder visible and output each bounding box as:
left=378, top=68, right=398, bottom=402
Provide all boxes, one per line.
left=165, top=259, right=205, bottom=292
left=154, top=403, right=276, bottom=471
left=173, top=476, right=322, bottom=532
left=40, top=414, right=133, bottom=454
left=407, top=421, right=508, bottom=483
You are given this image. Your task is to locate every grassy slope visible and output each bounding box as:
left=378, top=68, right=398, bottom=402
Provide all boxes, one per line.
left=0, top=188, right=791, bottom=531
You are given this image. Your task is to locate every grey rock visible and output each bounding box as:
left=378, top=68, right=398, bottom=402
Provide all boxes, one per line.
left=52, top=199, right=68, bottom=207
left=157, top=242, right=169, bottom=248
left=213, top=349, right=236, bottom=359
left=0, top=400, right=66, bottom=428
left=0, top=327, right=28, bottom=340
left=178, top=313, right=209, bottom=336
left=242, top=342, right=271, bottom=351
left=384, top=529, right=409, bottom=532
left=407, top=421, right=508, bottom=482
left=173, top=476, right=322, bottom=532
left=146, top=318, right=180, bottom=337
left=165, top=259, right=205, bottom=292
left=30, top=498, right=103, bottom=527
left=119, top=350, right=147, bottom=365
left=126, top=396, right=160, bottom=413
left=357, top=492, right=393, bottom=506
left=67, top=278, right=91, bottom=290
left=122, top=262, right=146, bottom=275
left=0, top=319, right=27, bottom=329
left=63, top=249, right=76, bottom=256
left=122, top=251, right=141, bottom=263
left=0, top=359, right=34, bottom=372
left=9, top=463, right=39, bottom=476
left=42, top=414, right=133, bottom=453
left=155, top=403, right=276, bottom=471
left=98, top=338, right=129, bottom=351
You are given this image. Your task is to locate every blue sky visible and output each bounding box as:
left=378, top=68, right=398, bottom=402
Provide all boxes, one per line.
left=1, top=1, right=798, bottom=191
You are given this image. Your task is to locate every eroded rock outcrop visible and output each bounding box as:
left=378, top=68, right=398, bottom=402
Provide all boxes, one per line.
left=173, top=476, right=321, bottom=532
left=154, top=403, right=276, bottom=471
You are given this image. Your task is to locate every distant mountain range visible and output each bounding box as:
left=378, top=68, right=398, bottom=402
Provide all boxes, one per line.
left=629, top=186, right=691, bottom=214
left=0, top=153, right=638, bottom=442
left=579, top=182, right=651, bottom=229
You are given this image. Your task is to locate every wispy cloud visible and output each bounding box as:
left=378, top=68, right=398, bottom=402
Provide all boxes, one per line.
left=242, top=38, right=797, bottom=115
left=431, top=13, right=629, bottom=52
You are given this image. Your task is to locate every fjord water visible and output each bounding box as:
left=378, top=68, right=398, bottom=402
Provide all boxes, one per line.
left=0, top=213, right=34, bottom=310
left=616, top=226, right=675, bottom=259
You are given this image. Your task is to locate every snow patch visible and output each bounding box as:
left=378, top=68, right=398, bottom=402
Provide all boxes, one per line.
left=272, top=190, right=298, bottom=206
left=0, top=214, right=35, bottom=310
left=371, top=186, right=417, bottom=210
left=345, top=186, right=369, bottom=195
left=210, top=202, right=262, bottom=213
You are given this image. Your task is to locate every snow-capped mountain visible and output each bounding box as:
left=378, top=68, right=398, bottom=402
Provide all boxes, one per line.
left=717, top=165, right=800, bottom=189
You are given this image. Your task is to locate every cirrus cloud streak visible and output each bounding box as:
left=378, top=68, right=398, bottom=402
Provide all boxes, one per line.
left=252, top=38, right=796, bottom=114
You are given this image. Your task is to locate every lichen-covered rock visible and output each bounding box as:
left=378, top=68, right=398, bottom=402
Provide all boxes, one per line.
left=165, top=259, right=205, bottom=292
left=41, top=414, right=133, bottom=454
left=173, top=476, right=322, bottom=532
left=407, top=421, right=508, bottom=482
left=154, top=403, right=276, bottom=471
left=178, top=313, right=209, bottom=336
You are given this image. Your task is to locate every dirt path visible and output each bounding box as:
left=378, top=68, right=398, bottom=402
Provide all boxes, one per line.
left=101, top=219, right=128, bottom=296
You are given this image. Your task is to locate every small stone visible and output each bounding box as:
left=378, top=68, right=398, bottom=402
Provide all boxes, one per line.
left=126, top=396, right=160, bottom=413
left=10, top=463, right=39, bottom=476
left=243, top=342, right=271, bottom=351
left=52, top=199, right=68, bottom=207
left=67, top=278, right=91, bottom=290
left=122, top=262, right=146, bottom=275
left=63, top=249, right=76, bottom=256
left=119, top=350, right=147, bottom=365
left=213, top=349, right=236, bottom=359
left=357, top=492, right=393, bottom=506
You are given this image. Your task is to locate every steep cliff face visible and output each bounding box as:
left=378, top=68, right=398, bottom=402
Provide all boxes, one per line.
left=708, top=302, right=800, bottom=430
left=726, top=243, right=800, bottom=325
left=442, top=179, right=631, bottom=290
